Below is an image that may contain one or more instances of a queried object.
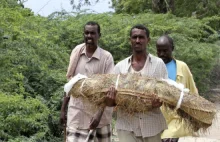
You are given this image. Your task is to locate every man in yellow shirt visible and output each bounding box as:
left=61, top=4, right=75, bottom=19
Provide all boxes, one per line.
left=156, top=35, right=198, bottom=142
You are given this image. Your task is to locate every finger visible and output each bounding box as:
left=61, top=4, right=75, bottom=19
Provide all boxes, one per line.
left=109, top=89, right=114, bottom=99
left=90, top=121, right=97, bottom=129
left=90, top=117, right=94, bottom=123
left=110, top=90, right=114, bottom=99
left=112, top=86, right=115, bottom=92
left=112, top=87, right=116, bottom=97
left=89, top=122, right=94, bottom=129
left=110, top=86, right=113, bottom=93
left=110, top=85, right=114, bottom=89
left=106, top=91, right=110, bottom=97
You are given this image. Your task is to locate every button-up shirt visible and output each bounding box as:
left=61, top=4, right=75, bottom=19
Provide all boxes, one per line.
left=67, top=45, right=114, bottom=129
left=161, top=59, right=198, bottom=138
left=114, top=54, right=168, bottom=138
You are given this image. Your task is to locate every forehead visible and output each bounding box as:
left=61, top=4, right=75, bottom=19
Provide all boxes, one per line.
left=156, top=38, right=171, bottom=48
left=84, top=25, right=98, bottom=32
left=131, top=28, right=147, bottom=36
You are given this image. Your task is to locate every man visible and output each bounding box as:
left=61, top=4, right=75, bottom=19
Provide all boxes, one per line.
left=114, top=24, right=168, bottom=142
left=156, top=35, right=198, bottom=142
left=60, top=21, right=116, bottom=142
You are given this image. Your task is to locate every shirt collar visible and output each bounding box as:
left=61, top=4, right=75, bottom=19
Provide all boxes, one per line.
left=128, top=53, right=152, bottom=64
left=173, top=58, right=183, bottom=77
left=81, top=45, right=101, bottom=60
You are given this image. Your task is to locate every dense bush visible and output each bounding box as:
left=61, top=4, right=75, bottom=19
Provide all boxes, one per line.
left=0, top=3, right=219, bottom=141
left=0, top=93, right=49, bottom=141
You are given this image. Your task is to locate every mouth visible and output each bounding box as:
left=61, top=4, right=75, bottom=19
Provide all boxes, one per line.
left=162, top=58, right=169, bottom=63
left=85, top=38, right=93, bottom=42
left=86, top=39, right=93, bottom=44
left=134, top=44, right=142, bottom=47
left=160, top=57, right=165, bottom=59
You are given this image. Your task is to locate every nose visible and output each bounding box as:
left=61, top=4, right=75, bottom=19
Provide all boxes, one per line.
left=158, top=51, right=165, bottom=57
left=87, top=33, right=92, bottom=37
left=135, top=37, right=140, bottom=43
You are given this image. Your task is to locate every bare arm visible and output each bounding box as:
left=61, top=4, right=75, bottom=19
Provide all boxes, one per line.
left=60, top=92, right=70, bottom=126
left=89, top=86, right=117, bottom=129
left=89, top=106, right=105, bottom=129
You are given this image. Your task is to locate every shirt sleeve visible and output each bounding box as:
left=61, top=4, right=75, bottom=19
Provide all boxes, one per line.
left=113, top=62, right=122, bottom=74
left=159, top=60, right=168, bottom=79
left=66, top=48, right=77, bottom=79
left=104, top=54, right=114, bottom=74
left=184, top=65, right=198, bottom=95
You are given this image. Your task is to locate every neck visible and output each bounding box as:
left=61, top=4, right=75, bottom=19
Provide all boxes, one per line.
left=86, top=45, right=97, bottom=56
left=132, top=51, right=148, bottom=62
left=166, top=58, right=173, bottom=64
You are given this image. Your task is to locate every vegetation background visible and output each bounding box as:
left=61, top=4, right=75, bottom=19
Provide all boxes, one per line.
left=0, top=0, right=220, bottom=141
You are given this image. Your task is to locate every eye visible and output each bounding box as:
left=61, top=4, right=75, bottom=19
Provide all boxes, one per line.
left=90, top=32, right=95, bottom=35
left=138, top=36, right=144, bottom=39
left=131, top=36, right=137, bottom=39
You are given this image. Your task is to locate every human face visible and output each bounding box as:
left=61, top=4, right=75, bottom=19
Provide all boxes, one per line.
left=84, top=25, right=100, bottom=47
left=130, top=28, right=150, bottom=53
left=156, top=41, right=173, bottom=64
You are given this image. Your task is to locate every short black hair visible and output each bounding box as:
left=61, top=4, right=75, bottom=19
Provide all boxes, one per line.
left=163, top=34, right=174, bottom=50
left=84, top=21, right=101, bottom=34
left=130, top=24, right=150, bottom=38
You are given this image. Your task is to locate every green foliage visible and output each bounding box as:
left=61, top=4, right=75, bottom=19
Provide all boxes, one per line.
left=69, top=0, right=220, bottom=17
left=59, top=13, right=219, bottom=94
left=111, top=0, right=152, bottom=14
left=174, top=0, right=220, bottom=18
left=110, top=0, right=220, bottom=18
left=0, top=93, right=49, bottom=141
left=0, top=5, right=67, bottom=141
left=0, top=1, right=220, bottom=141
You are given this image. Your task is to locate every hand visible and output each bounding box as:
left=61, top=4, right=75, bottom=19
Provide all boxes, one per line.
left=89, top=108, right=104, bottom=129
left=151, top=95, right=162, bottom=108
left=105, top=86, right=117, bottom=107
left=60, top=110, right=67, bottom=127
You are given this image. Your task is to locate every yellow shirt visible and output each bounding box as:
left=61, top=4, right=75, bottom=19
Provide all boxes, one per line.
left=161, top=59, right=198, bottom=138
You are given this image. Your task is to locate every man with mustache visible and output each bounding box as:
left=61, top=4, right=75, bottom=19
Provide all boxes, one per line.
left=60, top=21, right=116, bottom=142
left=156, top=35, right=198, bottom=142
left=114, top=24, right=168, bottom=142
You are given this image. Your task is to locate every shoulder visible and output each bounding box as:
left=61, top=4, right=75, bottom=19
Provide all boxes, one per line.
left=99, top=47, right=113, bottom=58
left=175, top=59, right=193, bottom=76
left=175, top=59, right=188, bottom=69
left=114, top=56, right=130, bottom=73
left=115, top=56, right=130, bottom=67
left=72, top=43, right=85, bottom=52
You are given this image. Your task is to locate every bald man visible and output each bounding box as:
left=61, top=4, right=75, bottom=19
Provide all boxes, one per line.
left=156, top=35, right=198, bottom=142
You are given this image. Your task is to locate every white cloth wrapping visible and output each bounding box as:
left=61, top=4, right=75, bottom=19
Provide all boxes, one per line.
left=162, top=79, right=189, bottom=109
left=64, top=73, right=88, bottom=95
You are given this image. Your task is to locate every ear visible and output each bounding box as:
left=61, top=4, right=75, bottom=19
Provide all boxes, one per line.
left=129, top=37, right=132, bottom=45
left=172, top=45, right=175, bottom=51
left=147, top=37, right=151, bottom=43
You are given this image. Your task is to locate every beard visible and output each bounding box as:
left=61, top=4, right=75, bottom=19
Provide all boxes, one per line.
left=133, top=44, right=146, bottom=53
left=161, top=57, right=172, bottom=64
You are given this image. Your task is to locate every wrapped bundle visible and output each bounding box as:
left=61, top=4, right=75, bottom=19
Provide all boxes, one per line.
left=69, top=73, right=216, bottom=131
